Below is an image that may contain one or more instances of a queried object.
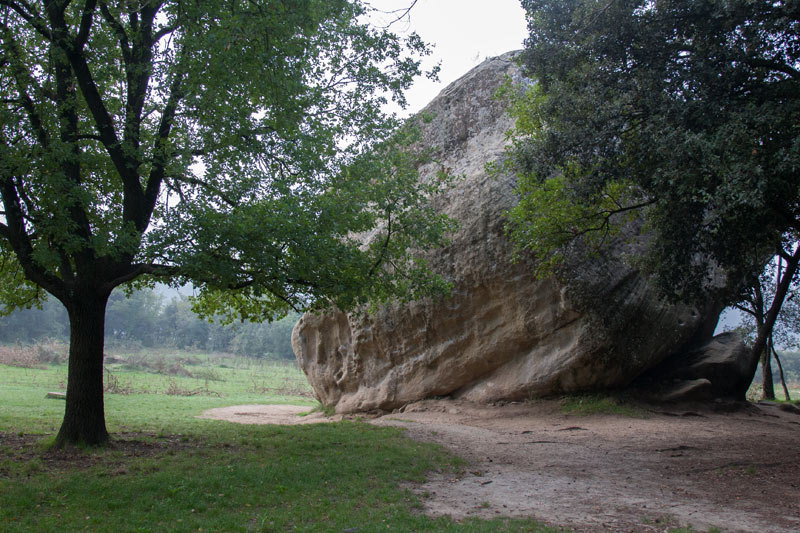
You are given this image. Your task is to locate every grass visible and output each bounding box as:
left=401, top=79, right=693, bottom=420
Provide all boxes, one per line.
left=746, top=382, right=800, bottom=403
left=0, top=351, right=316, bottom=436
left=0, top=345, right=559, bottom=532
left=301, top=403, right=336, bottom=417
left=558, top=393, right=647, bottom=418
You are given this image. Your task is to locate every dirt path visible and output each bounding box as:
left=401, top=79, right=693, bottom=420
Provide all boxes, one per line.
left=200, top=399, right=800, bottom=532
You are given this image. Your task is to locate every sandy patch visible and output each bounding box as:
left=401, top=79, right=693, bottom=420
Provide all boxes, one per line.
left=197, top=404, right=338, bottom=425
left=200, top=400, right=800, bottom=532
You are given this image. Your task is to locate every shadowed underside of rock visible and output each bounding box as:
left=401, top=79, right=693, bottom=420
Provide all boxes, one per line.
left=292, top=52, right=741, bottom=413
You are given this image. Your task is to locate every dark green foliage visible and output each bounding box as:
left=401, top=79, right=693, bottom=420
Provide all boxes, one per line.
left=505, top=0, right=800, bottom=396
left=509, top=0, right=799, bottom=302
left=0, top=0, right=452, bottom=445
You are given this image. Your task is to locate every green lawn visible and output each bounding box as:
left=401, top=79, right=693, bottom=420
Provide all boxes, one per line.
left=0, top=349, right=559, bottom=532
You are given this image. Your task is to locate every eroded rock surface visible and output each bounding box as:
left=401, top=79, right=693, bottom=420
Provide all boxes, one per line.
left=635, top=331, right=752, bottom=402
left=292, top=52, right=726, bottom=413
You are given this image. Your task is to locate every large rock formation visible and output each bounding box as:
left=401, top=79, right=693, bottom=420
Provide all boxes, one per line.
left=292, top=52, right=735, bottom=413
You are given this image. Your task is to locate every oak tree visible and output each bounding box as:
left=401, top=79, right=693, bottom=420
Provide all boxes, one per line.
left=0, top=0, right=451, bottom=446
left=504, top=0, right=800, bottom=399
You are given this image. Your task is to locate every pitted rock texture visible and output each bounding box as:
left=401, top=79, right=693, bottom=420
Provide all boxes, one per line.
left=292, top=52, right=721, bottom=413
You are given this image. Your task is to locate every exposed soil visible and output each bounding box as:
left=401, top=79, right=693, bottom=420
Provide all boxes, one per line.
left=0, top=432, right=202, bottom=478
left=202, top=399, right=800, bottom=532
left=197, top=404, right=324, bottom=425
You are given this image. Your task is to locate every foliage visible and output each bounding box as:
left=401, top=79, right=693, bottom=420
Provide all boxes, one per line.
left=0, top=0, right=454, bottom=314
left=558, top=393, right=646, bottom=418
left=0, top=298, right=67, bottom=343
left=0, top=0, right=453, bottom=445
left=0, top=286, right=300, bottom=359
left=505, top=0, right=800, bottom=303
left=106, top=289, right=164, bottom=348
left=229, top=313, right=297, bottom=359
left=504, top=0, right=800, bottom=397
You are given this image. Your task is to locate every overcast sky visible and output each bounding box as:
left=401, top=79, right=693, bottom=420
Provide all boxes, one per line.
left=369, top=0, right=529, bottom=115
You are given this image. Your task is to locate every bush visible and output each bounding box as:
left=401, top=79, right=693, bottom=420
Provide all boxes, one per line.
left=34, top=341, right=68, bottom=365
left=0, top=345, right=41, bottom=369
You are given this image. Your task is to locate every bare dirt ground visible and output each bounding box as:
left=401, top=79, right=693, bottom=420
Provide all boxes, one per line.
left=201, top=399, right=800, bottom=533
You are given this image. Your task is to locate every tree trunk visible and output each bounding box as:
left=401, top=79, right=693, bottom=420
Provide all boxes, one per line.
left=54, top=291, right=111, bottom=448
left=772, top=344, right=792, bottom=402
left=761, top=340, right=775, bottom=400
left=738, top=248, right=800, bottom=399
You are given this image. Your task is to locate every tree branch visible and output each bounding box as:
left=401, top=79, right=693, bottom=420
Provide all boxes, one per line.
left=0, top=175, right=61, bottom=295
left=370, top=0, right=418, bottom=29
left=166, top=174, right=238, bottom=208
left=743, top=245, right=800, bottom=396
left=0, top=0, right=52, bottom=40
left=142, top=47, right=188, bottom=232
left=97, top=1, right=130, bottom=62
left=1, top=21, right=50, bottom=147
left=368, top=210, right=392, bottom=277
left=745, top=57, right=800, bottom=81
left=51, top=5, right=144, bottom=235
left=103, top=262, right=179, bottom=290
left=732, top=303, right=756, bottom=317
left=76, top=0, right=97, bottom=48
left=75, top=133, right=103, bottom=143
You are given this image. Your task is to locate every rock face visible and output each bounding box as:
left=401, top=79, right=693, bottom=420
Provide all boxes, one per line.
left=292, top=52, right=728, bottom=413
left=634, top=331, right=753, bottom=402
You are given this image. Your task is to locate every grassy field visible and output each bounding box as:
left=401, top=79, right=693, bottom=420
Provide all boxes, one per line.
left=0, top=344, right=558, bottom=532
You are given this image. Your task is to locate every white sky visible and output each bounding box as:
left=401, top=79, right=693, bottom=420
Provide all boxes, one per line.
left=369, top=0, right=529, bottom=115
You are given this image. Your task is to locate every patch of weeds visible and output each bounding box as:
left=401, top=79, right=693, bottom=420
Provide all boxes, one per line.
left=165, top=379, right=220, bottom=397
left=302, top=403, right=336, bottom=417
left=559, top=393, right=646, bottom=417
left=34, top=342, right=68, bottom=365
left=120, top=353, right=192, bottom=377
left=104, top=369, right=134, bottom=395
left=192, top=367, right=225, bottom=382
left=0, top=345, right=44, bottom=369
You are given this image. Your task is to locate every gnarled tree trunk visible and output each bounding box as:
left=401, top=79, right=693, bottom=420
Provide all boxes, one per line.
left=54, top=291, right=111, bottom=448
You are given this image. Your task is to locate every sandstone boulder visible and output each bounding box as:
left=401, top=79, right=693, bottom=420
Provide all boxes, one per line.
left=636, top=331, right=752, bottom=401
left=292, top=52, right=723, bottom=413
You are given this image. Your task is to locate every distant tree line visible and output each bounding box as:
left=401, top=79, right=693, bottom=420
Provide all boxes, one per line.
left=776, top=353, right=800, bottom=384
left=0, top=288, right=298, bottom=360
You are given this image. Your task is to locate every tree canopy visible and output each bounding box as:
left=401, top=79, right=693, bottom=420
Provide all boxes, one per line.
left=503, top=0, right=800, bottom=397
left=0, top=0, right=452, bottom=446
